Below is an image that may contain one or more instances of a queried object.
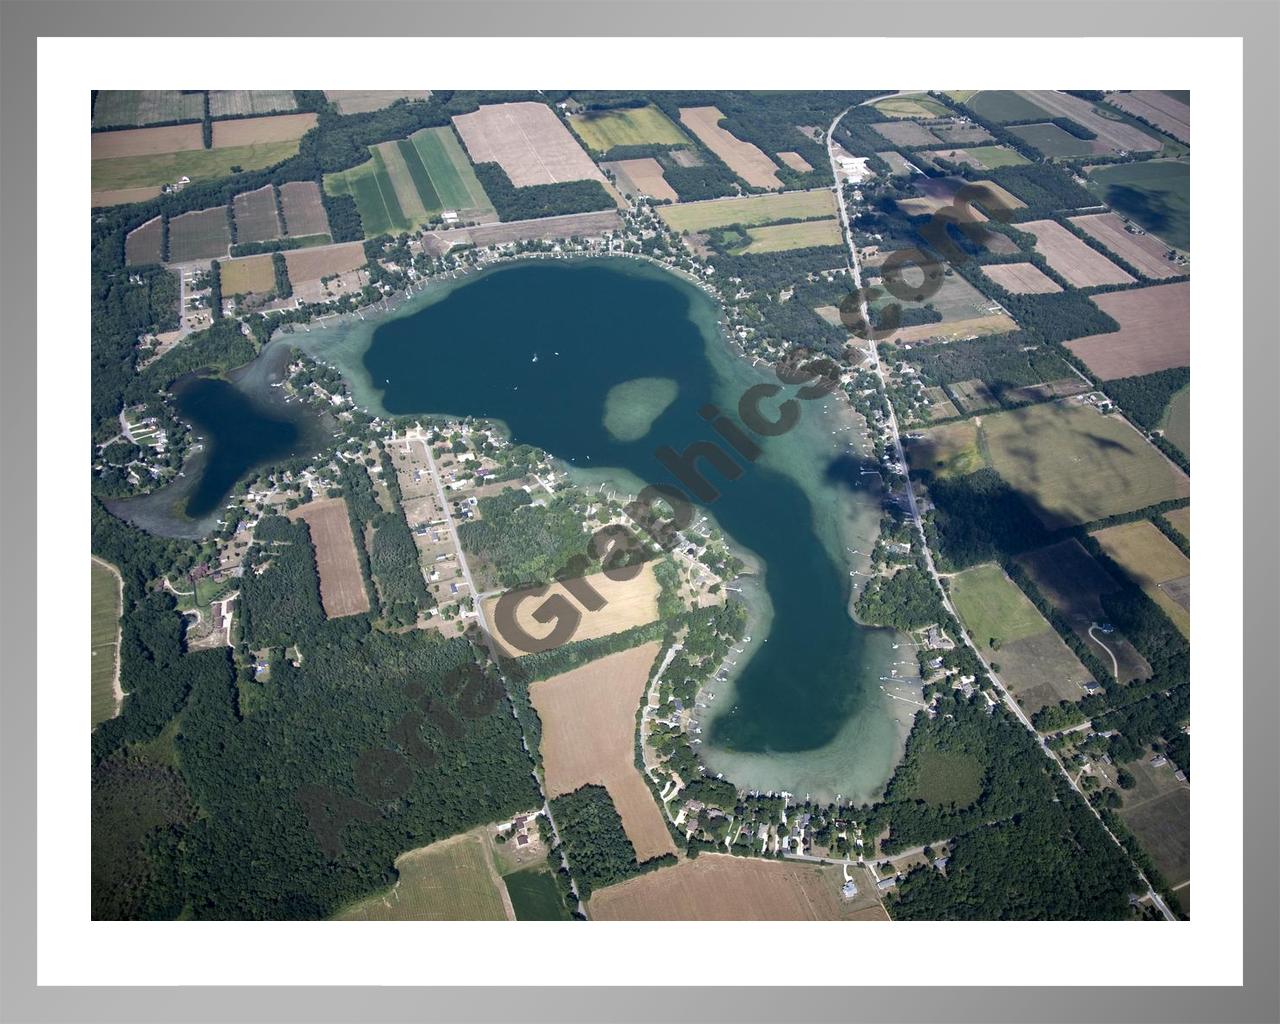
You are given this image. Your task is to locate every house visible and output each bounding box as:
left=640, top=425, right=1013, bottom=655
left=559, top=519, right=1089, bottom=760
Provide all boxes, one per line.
left=842, top=879, right=859, bottom=899
left=1150, top=755, right=1168, bottom=768
left=876, top=876, right=898, bottom=892
left=516, top=834, right=530, bottom=847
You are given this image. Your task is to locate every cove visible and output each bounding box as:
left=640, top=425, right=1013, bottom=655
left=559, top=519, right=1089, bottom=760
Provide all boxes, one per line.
left=298, top=257, right=917, bottom=801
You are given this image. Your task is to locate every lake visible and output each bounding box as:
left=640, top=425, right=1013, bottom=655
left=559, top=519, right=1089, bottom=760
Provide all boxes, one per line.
left=289, top=256, right=916, bottom=802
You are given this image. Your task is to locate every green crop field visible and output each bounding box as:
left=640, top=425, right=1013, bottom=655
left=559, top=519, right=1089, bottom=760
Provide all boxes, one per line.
left=961, top=90, right=1053, bottom=123
left=1010, top=122, right=1099, bottom=158
left=91, top=140, right=302, bottom=193
left=334, top=831, right=509, bottom=920
left=568, top=104, right=689, bottom=151
left=91, top=558, right=122, bottom=728
left=504, top=866, right=572, bottom=920
left=325, top=153, right=410, bottom=238
left=734, top=218, right=843, bottom=253
left=658, top=189, right=837, bottom=233
left=409, top=127, right=495, bottom=217
left=873, top=94, right=951, bottom=119
left=396, top=139, right=442, bottom=214
left=93, top=90, right=205, bottom=129
left=962, top=145, right=1030, bottom=169
left=950, top=563, right=1049, bottom=649
left=1087, top=160, right=1190, bottom=251
left=1161, top=384, right=1190, bottom=458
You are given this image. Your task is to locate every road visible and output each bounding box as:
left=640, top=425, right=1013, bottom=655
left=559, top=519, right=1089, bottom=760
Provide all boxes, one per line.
left=415, top=433, right=585, bottom=914
left=825, top=109, right=1174, bottom=921
left=1089, top=623, right=1121, bottom=679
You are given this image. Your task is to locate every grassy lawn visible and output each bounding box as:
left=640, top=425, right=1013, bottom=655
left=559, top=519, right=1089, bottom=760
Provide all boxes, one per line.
left=950, top=563, right=1049, bottom=649
left=1091, top=520, right=1190, bottom=637
left=963, top=145, right=1030, bottom=168
left=733, top=218, right=843, bottom=253
left=409, top=126, right=494, bottom=216
left=569, top=104, right=689, bottom=151
left=1010, top=122, right=1099, bottom=158
left=658, top=189, right=836, bottom=232
left=325, top=156, right=409, bottom=238
left=1086, top=160, right=1190, bottom=251
left=1161, top=384, right=1190, bottom=458
left=91, top=558, right=122, bottom=729
left=873, top=94, right=951, bottom=119
left=334, top=831, right=509, bottom=920
left=961, top=90, right=1053, bottom=123
left=91, top=140, right=302, bottom=192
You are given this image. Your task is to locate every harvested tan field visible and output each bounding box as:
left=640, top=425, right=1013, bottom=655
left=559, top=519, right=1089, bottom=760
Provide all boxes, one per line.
left=1020, top=219, right=1135, bottom=287
left=981, top=262, right=1062, bottom=294
left=218, top=253, right=276, bottom=296
left=211, top=112, right=318, bottom=148
left=777, top=151, right=813, bottom=172
left=288, top=498, right=370, bottom=618
left=92, top=185, right=163, bottom=208
left=277, top=180, right=331, bottom=238
left=231, top=184, right=282, bottom=243
left=886, top=312, right=1017, bottom=344
left=589, top=854, right=887, bottom=921
left=485, top=562, right=659, bottom=657
left=125, top=216, right=164, bottom=265
left=325, top=90, right=430, bottom=115
left=429, top=210, right=623, bottom=252
left=1104, top=91, right=1189, bottom=144
left=604, top=157, right=678, bottom=202
left=872, top=120, right=940, bottom=148
left=679, top=106, right=782, bottom=189
left=91, top=123, right=204, bottom=160
left=1065, top=281, right=1190, bottom=380
left=283, top=241, right=367, bottom=283
left=453, top=101, right=606, bottom=187
left=1068, top=212, right=1188, bottom=277
left=531, top=642, right=675, bottom=862
left=1091, top=520, right=1190, bottom=637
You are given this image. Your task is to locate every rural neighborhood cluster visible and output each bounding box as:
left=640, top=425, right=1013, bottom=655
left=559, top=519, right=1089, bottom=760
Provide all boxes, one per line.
left=91, top=87, right=1191, bottom=922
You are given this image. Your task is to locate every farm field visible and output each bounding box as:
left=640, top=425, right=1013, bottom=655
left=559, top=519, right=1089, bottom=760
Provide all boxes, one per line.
left=207, top=90, right=297, bottom=118
left=1091, top=520, right=1190, bottom=637
left=960, top=90, right=1054, bottom=123
left=946, top=379, right=998, bottom=413
left=168, top=207, right=231, bottom=262
left=456, top=210, right=622, bottom=248
left=678, top=106, right=782, bottom=189
left=372, top=139, right=434, bottom=227
left=589, top=854, right=887, bottom=921
left=453, top=101, right=606, bottom=187
left=325, top=154, right=409, bottom=237
left=231, top=185, right=282, bottom=243
left=1009, top=122, right=1108, bottom=159
left=217, top=253, right=276, bottom=296
left=91, top=123, right=204, bottom=160
left=211, top=112, right=317, bottom=148
left=334, top=831, right=511, bottom=921
left=1104, top=91, right=1190, bottom=145
left=921, top=386, right=960, bottom=420
left=1164, top=505, right=1191, bottom=543
left=884, top=310, right=1016, bottom=345
left=872, top=94, right=951, bottom=118
left=895, top=175, right=1024, bottom=219
left=658, top=188, right=836, bottom=232
left=92, top=141, right=303, bottom=195
left=1108, top=756, right=1190, bottom=888
left=1086, top=160, right=1190, bottom=251
left=1065, top=281, right=1190, bottom=380
left=603, top=157, right=678, bottom=202
left=484, top=562, right=660, bottom=656
left=91, top=557, right=123, bottom=729
left=929, top=121, right=995, bottom=145
left=777, top=151, right=813, bottom=172
left=92, top=90, right=204, bottom=129
left=913, top=402, right=1189, bottom=528
left=1018, top=91, right=1162, bottom=153
left=733, top=218, right=843, bottom=253
left=283, top=242, right=367, bottom=297
left=872, top=120, right=940, bottom=148
left=1018, top=219, right=1134, bottom=288
left=1161, top=385, right=1190, bottom=458
left=529, top=642, right=676, bottom=863
left=1068, top=212, right=1188, bottom=277
left=568, top=104, right=688, bottom=151
left=950, top=563, right=1048, bottom=649
left=927, top=144, right=1029, bottom=170
left=408, top=127, right=495, bottom=218
left=277, top=180, right=331, bottom=238
left=981, top=261, right=1062, bottom=294
left=997, top=628, right=1097, bottom=714
left=288, top=499, right=371, bottom=618
left=93, top=186, right=164, bottom=209
left=503, top=866, right=572, bottom=921
left=124, top=216, right=164, bottom=265
left=1015, top=538, right=1151, bottom=683
left=324, top=90, right=429, bottom=114
left=873, top=269, right=1015, bottom=344
left=876, top=151, right=918, bottom=176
